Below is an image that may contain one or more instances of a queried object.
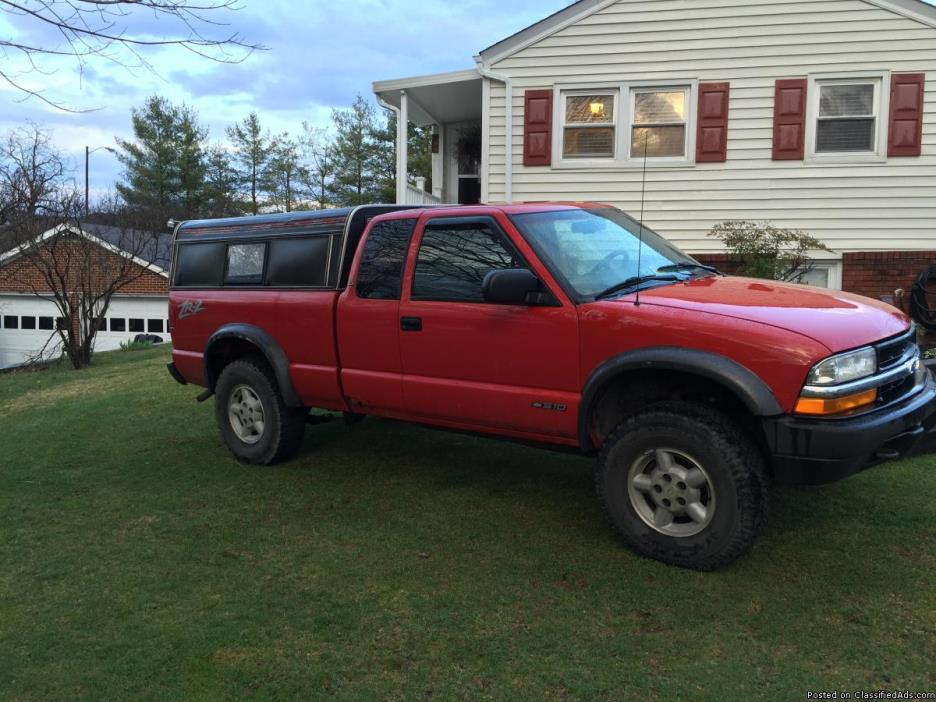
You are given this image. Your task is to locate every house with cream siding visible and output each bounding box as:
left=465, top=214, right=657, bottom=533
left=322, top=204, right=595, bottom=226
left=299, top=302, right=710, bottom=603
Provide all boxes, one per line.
left=373, top=0, right=936, bottom=300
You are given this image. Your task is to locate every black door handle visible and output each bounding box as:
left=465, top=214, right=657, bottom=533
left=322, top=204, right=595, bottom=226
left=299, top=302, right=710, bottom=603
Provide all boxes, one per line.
left=400, top=316, right=422, bottom=332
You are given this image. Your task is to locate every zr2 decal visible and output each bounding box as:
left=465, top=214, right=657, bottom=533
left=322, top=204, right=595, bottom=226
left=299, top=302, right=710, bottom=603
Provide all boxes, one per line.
left=531, top=401, right=567, bottom=412
left=178, top=300, right=205, bottom=319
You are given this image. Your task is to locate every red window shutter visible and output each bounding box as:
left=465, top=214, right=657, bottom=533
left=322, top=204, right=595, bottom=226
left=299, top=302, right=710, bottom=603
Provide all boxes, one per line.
left=772, top=78, right=807, bottom=160
left=888, top=73, right=925, bottom=157
left=696, top=82, right=730, bottom=162
left=523, top=89, right=553, bottom=167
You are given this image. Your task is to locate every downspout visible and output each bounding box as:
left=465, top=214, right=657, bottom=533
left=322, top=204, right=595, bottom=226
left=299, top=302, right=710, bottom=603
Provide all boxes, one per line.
left=474, top=60, right=513, bottom=203
left=377, top=95, right=404, bottom=204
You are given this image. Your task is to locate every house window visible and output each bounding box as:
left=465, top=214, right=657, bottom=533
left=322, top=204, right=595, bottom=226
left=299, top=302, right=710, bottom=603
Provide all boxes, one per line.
left=129, top=318, right=144, bottom=333
left=21, top=316, right=36, bottom=330
left=816, top=81, right=878, bottom=153
left=631, top=87, right=689, bottom=159
left=4, top=315, right=17, bottom=329
left=797, top=261, right=842, bottom=290
left=38, top=317, right=54, bottom=330
left=110, top=318, right=126, bottom=332
left=562, top=92, right=617, bottom=159
left=554, top=82, right=696, bottom=167
left=807, top=74, right=886, bottom=160
left=147, top=319, right=164, bottom=333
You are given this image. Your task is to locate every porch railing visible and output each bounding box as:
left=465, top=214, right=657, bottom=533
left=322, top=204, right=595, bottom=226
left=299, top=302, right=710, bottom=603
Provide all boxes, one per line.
left=403, top=182, right=443, bottom=206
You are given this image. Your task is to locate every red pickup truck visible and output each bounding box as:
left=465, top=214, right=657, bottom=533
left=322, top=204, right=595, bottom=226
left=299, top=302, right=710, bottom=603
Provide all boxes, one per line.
left=167, top=203, right=936, bottom=569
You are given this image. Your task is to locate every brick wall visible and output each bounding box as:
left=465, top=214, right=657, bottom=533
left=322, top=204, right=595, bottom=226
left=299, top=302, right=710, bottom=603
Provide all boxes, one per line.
left=693, top=251, right=936, bottom=301
left=0, top=241, right=168, bottom=295
left=841, top=252, right=935, bottom=301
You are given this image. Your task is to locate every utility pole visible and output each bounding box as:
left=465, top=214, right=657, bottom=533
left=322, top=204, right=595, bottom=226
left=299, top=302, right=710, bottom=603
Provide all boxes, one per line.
left=85, top=145, right=90, bottom=217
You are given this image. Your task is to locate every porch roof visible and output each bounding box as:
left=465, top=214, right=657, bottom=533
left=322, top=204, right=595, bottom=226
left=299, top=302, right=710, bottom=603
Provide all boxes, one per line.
left=373, top=69, right=482, bottom=126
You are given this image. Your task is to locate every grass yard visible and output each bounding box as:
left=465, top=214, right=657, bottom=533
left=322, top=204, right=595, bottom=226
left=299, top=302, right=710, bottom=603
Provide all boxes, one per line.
left=1, top=346, right=934, bottom=701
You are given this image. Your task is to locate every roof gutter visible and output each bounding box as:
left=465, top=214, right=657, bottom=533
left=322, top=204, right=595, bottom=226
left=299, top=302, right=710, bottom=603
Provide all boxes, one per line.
left=474, top=60, right=513, bottom=203
left=377, top=96, right=405, bottom=204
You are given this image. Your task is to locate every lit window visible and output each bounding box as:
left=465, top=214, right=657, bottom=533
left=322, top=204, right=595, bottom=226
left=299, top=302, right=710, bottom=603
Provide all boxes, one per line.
left=631, top=88, right=689, bottom=159
left=562, top=92, right=617, bottom=159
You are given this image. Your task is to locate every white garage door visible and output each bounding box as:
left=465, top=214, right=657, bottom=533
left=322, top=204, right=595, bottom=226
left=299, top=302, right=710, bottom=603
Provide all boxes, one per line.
left=0, top=295, right=63, bottom=369
left=0, top=294, right=169, bottom=369
left=94, top=296, right=170, bottom=354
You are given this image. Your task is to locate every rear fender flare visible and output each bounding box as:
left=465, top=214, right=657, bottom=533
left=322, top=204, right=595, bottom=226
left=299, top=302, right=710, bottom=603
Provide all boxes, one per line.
left=204, top=324, right=302, bottom=407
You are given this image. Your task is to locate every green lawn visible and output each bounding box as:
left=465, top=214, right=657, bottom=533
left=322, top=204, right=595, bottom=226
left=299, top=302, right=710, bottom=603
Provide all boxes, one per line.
left=1, top=347, right=934, bottom=701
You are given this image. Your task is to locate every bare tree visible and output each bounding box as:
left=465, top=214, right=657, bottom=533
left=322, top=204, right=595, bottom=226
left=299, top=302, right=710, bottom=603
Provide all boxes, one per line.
left=0, top=125, right=163, bottom=369
left=301, top=123, right=334, bottom=210
left=0, top=0, right=263, bottom=110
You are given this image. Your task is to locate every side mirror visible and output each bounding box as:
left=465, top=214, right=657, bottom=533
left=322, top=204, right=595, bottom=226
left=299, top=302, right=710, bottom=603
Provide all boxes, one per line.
left=482, top=268, right=542, bottom=305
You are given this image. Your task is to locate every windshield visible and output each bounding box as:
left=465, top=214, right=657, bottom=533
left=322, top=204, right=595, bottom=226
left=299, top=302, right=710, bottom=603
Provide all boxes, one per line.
left=511, top=208, right=706, bottom=299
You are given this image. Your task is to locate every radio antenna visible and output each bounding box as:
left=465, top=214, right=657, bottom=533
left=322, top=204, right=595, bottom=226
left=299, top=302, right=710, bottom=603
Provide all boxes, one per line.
left=634, top=128, right=650, bottom=307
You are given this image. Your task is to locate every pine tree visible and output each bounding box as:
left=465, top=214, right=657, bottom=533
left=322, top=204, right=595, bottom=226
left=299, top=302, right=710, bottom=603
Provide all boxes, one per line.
left=203, top=144, right=241, bottom=217
left=177, top=106, right=208, bottom=217
left=263, top=135, right=307, bottom=213
left=226, top=112, right=274, bottom=215
left=330, top=95, right=385, bottom=207
left=115, top=95, right=208, bottom=220
left=116, top=96, right=181, bottom=216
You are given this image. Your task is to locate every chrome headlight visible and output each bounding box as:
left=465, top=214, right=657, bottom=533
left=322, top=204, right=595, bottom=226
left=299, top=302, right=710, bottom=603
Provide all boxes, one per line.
left=806, top=347, right=877, bottom=386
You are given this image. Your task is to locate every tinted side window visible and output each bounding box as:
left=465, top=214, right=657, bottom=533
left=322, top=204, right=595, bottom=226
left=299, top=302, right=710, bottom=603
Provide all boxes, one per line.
left=412, top=222, right=520, bottom=302
left=267, top=237, right=329, bottom=287
left=356, top=219, right=417, bottom=300
left=225, top=243, right=266, bottom=285
left=174, top=243, right=225, bottom=287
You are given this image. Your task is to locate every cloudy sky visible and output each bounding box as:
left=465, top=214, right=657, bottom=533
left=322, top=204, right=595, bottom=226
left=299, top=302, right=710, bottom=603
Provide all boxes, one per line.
left=2, top=0, right=934, bottom=198
left=0, top=0, right=565, bottom=196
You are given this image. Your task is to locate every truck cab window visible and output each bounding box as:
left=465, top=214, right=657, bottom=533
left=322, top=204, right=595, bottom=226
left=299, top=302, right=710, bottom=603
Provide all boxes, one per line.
left=355, top=219, right=417, bottom=300
left=412, top=222, right=520, bottom=302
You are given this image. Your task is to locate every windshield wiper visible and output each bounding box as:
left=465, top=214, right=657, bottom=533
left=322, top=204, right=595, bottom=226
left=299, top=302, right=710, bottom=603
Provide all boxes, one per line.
left=656, top=262, right=719, bottom=275
left=595, top=274, right=680, bottom=300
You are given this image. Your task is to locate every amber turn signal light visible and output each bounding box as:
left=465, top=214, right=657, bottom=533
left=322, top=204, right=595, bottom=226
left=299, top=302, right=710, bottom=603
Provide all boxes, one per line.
left=794, top=388, right=878, bottom=417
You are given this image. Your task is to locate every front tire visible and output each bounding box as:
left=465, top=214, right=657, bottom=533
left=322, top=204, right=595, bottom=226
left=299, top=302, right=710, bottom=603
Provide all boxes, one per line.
left=215, top=359, right=306, bottom=465
left=596, top=402, right=768, bottom=570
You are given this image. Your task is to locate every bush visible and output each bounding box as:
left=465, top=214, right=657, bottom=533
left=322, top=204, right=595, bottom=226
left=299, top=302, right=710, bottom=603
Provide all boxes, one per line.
left=119, top=339, right=153, bottom=352
left=708, top=220, right=832, bottom=282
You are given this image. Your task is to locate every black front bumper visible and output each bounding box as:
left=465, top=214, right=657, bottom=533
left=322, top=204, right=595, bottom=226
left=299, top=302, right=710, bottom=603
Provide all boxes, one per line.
left=763, top=371, right=936, bottom=485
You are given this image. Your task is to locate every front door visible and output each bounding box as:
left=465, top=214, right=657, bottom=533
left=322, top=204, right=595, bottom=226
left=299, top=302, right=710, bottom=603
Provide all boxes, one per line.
left=398, top=213, right=580, bottom=442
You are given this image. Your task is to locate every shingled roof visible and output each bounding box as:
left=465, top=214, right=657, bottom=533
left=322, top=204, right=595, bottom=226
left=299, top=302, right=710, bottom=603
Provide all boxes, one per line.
left=0, top=222, right=172, bottom=274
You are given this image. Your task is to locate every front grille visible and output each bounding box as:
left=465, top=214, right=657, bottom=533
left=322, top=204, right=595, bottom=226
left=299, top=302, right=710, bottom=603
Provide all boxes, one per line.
left=877, top=326, right=917, bottom=371
left=873, top=325, right=921, bottom=408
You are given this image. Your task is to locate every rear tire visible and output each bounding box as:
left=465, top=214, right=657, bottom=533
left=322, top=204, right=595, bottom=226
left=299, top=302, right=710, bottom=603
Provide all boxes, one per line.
left=215, top=359, right=306, bottom=465
left=596, top=401, right=768, bottom=570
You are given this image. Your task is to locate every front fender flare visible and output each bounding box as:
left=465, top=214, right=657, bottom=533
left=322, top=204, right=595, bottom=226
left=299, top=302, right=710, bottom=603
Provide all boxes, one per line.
left=204, top=324, right=302, bottom=408
left=578, top=347, right=784, bottom=452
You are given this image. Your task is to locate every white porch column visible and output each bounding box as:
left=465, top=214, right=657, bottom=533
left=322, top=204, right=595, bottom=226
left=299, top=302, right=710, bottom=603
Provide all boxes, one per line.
left=431, top=123, right=444, bottom=200
left=397, top=90, right=408, bottom=204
